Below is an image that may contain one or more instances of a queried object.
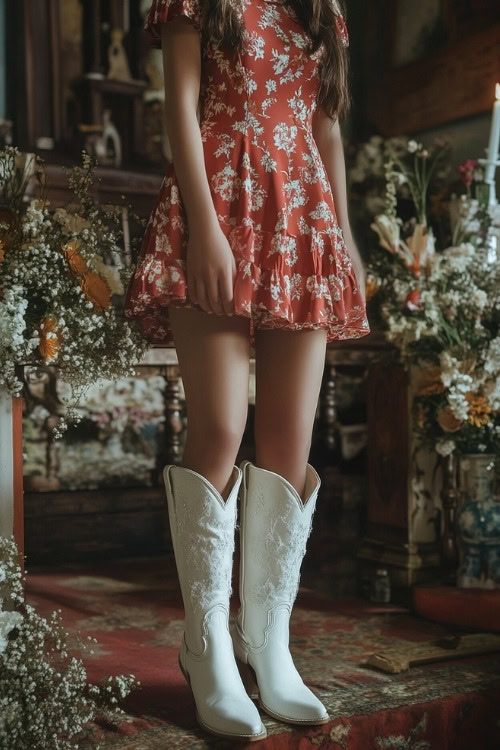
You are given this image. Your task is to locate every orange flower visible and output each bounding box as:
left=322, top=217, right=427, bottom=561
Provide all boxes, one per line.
left=39, top=315, right=63, bottom=361
left=465, top=392, right=491, bottom=428
left=400, top=224, right=435, bottom=278
left=405, top=289, right=424, bottom=312
left=62, top=240, right=88, bottom=275
left=81, top=271, right=112, bottom=312
left=437, top=406, right=463, bottom=433
left=415, top=366, right=445, bottom=397
left=365, top=277, right=380, bottom=302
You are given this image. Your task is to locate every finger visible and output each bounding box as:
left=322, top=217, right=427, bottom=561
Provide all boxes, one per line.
left=219, top=270, right=235, bottom=316
left=207, top=274, right=224, bottom=315
left=187, top=273, right=199, bottom=306
left=196, top=278, right=213, bottom=314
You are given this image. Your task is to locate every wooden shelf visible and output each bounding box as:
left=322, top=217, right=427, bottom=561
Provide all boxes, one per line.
left=39, top=162, right=163, bottom=214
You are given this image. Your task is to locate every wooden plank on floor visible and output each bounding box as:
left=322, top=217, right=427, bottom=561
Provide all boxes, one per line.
left=367, top=633, right=500, bottom=673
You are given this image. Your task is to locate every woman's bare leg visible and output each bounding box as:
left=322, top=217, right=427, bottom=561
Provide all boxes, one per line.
left=253, top=327, right=328, bottom=499
left=168, top=304, right=251, bottom=500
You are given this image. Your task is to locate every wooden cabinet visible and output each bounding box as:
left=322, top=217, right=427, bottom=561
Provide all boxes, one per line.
left=359, top=360, right=442, bottom=600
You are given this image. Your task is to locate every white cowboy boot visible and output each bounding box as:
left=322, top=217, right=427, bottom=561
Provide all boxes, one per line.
left=163, top=463, right=266, bottom=742
left=232, top=459, right=329, bottom=725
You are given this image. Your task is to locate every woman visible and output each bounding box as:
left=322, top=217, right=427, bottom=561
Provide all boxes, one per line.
left=125, top=0, right=370, bottom=741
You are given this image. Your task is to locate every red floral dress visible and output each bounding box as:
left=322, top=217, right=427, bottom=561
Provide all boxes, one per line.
left=124, top=0, right=370, bottom=348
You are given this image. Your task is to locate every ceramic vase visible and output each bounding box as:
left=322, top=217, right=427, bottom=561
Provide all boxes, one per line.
left=456, top=454, right=500, bottom=589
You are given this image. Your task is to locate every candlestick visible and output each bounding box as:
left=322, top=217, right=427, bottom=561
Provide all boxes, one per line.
left=479, top=83, right=500, bottom=206
left=0, top=0, right=6, bottom=120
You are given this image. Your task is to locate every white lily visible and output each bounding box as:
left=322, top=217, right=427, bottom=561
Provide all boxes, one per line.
left=370, top=214, right=401, bottom=254
left=397, top=223, right=435, bottom=277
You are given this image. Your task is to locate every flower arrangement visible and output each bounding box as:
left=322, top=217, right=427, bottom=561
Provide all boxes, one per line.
left=0, top=535, right=139, bottom=749
left=0, top=146, right=149, bottom=438
left=351, top=136, right=500, bottom=458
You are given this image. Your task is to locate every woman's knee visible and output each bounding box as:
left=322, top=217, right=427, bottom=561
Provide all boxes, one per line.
left=186, top=414, right=247, bottom=458
left=254, top=418, right=313, bottom=460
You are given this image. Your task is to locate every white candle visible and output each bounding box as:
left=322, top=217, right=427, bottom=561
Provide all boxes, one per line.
left=0, top=0, right=5, bottom=120
left=487, top=84, right=500, bottom=161
left=485, top=83, right=500, bottom=202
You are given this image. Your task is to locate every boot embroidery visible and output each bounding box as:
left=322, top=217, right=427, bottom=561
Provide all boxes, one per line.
left=175, top=487, right=237, bottom=612
left=248, top=491, right=317, bottom=606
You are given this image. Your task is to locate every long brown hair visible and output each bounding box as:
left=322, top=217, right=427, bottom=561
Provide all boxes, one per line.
left=199, top=0, right=351, bottom=121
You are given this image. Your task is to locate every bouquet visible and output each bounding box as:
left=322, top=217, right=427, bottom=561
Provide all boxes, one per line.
left=351, top=136, right=500, bottom=458
left=0, top=146, right=148, bottom=438
left=0, top=535, right=140, bottom=749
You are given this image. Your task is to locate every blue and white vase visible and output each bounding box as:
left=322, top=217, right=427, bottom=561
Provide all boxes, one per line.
left=456, top=454, right=500, bottom=589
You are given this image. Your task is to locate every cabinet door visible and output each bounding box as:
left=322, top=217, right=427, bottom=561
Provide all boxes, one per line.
left=7, top=0, right=62, bottom=150
left=367, top=360, right=410, bottom=542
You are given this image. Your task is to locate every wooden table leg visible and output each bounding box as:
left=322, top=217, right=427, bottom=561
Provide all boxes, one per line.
left=163, top=365, right=184, bottom=467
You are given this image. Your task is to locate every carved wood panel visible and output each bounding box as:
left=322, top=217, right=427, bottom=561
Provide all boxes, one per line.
left=367, top=360, right=410, bottom=535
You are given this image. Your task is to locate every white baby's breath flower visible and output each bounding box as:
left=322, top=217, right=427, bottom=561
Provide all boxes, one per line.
left=0, top=535, right=139, bottom=748
left=0, top=610, right=24, bottom=654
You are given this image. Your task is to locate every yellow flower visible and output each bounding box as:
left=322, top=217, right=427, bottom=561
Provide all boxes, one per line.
left=39, top=315, right=63, bottom=362
left=437, top=406, right=463, bottom=433
left=62, top=240, right=89, bottom=275
left=54, top=208, right=90, bottom=234
left=81, top=271, right=112, bottom=312
left=415, top=366, right=446, bottom=397
left=94, top=254, right=124, bottom=296
left=465, top=392, right=491, bottom=427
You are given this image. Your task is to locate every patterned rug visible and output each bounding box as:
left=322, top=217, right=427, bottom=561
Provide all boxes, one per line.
left=25, top=554, right=500, bottom=749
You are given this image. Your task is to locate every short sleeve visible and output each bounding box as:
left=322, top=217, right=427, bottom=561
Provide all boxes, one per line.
left=334, top=13, right=349, bottom=47
left=329, top=0, right=349, bottom=47
left=144, top=0, right=202, bottom=49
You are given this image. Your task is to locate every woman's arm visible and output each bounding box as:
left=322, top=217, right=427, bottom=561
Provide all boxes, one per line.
left=160, top=19, right=236, bottom=316
left=312, top=109, right=366, bottom=303
left=161, top=19, right=217, bottom=231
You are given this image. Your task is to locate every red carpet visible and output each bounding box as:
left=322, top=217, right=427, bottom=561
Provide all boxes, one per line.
left=25, top=554, right=500, bottom=749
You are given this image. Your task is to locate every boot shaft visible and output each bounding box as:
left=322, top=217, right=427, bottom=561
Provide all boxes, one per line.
left=237, top=460, right=321, bottom=646
left=163, top=464, right=242, bottom=653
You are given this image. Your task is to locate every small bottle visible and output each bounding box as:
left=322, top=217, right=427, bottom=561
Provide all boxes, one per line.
left=371, top=568, right=391, bottom=603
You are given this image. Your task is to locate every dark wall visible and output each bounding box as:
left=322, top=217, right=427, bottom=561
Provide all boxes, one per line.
left=344, top=0, right=496, bottom=175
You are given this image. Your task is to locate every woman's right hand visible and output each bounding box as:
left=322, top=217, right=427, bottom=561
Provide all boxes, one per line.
left=186, top=221, right=237, bottom=316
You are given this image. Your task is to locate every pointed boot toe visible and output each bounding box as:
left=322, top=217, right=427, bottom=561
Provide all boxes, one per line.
left=259, top=687, right=329, bottom=725
left=203, top=696, right=267, bottom=740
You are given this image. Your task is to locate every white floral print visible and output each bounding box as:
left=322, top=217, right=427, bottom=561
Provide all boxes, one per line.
left=124, top=0, right=369, bottom=348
